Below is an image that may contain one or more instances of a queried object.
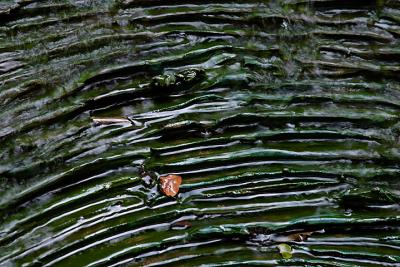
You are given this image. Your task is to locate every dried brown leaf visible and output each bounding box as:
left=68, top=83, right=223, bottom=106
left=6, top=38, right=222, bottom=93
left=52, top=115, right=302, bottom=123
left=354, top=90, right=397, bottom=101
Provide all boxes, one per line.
left=159, top=174, right=182, bottom=197
left=92, top=117, right=131, bottom=125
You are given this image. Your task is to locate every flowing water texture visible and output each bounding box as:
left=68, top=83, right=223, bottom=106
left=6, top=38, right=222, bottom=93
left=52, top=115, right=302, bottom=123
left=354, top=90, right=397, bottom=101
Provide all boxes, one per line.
left=1, top=0, right=400, bottom=266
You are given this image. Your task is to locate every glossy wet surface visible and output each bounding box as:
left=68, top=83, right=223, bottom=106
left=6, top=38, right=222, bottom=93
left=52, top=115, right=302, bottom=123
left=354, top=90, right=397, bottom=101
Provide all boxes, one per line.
left=1, top=0, right=400, bottom=266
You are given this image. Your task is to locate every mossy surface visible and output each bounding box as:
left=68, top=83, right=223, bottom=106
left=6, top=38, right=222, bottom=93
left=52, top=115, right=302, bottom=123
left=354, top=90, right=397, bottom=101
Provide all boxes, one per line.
left=0, top=0, right=400, bottom=266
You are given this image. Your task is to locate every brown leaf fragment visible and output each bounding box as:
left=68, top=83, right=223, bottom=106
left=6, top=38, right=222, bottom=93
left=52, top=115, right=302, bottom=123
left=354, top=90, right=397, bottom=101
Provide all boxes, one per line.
left=270, top=229, right=324, bottom=242
left=159, top=174, right=182, bottom=197
left=92, top=117, right=131, bottom=125
left=286, top=232, right=314, bottom=242
left=170, top=220, right=192, bottom=230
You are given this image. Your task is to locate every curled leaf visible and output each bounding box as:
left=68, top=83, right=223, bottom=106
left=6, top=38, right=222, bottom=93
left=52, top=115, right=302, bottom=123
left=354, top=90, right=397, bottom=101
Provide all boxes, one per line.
left=159, top=174, right=182, bottom=197
left=277, top=243, right=292, bottom=259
